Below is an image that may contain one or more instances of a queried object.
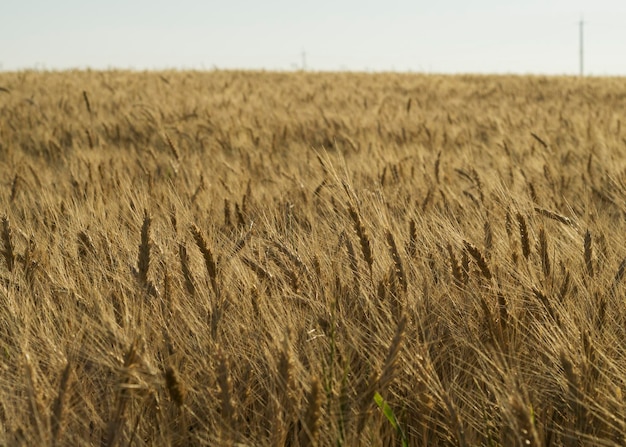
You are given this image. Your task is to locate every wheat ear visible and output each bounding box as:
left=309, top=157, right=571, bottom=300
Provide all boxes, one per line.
left=1, top=216, right=15, bottom=272
left=386, top=230, right=407, bottom=293
left=463, top=241, right=493, bottom=281
left=516, top=213, right=531, bottom=260
left=165, top=366, right=186, bottom=408
left=348, top=205, right=373, bottom=274
left=136, top=211, right=151, bottom=287
left=584, top=230, right=594, bottom=278
left=299, top=377, right=323, bottom=447
left=51, top=361, right=73, bottom=447
left=190, top=225, right=219, bottom=298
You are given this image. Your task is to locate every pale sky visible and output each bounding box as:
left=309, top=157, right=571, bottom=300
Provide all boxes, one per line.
left=2, top=0, right=626, bottom=75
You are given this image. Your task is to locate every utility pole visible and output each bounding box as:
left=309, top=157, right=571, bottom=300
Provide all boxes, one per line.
left=301, top=50, right=307, bottom=71
left=579, top=17, right=585, bottom=77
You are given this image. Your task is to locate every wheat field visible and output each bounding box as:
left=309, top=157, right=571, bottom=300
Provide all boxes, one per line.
left=0, top=70, right=626, bottom=446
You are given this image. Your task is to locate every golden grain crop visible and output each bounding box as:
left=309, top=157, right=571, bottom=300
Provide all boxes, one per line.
left=0, top=69, right=625, bottom=445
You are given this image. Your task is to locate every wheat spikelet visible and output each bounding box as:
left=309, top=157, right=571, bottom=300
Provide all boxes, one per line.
left=379, top=315, right=407, bottom=390
left=505, top=210, right=513, bottom=238
left=516, top=213, right=531, bottom=259
left=340, top=231, right=360, bottom=293
left=434, top=150, right=441, bottom=183
left=313, top=179, right=326, bottom=197
left=407, top=218, right=418, bottom=258
left=272, top=240, right=313, bottom=284
left=581, top=330, right=600, bottom=389
left=165, top=133, right=180, bottom=161
left=559, top=268, right=571, bottom=302
left=347, top=205, right=373, bottom=274
left=276, top=337, right=296, bottom=417
left=530, top=132, right=548, bottom=149
left=508, top=393, right=541, bottom=447
left=595, top=294, right=606, bottom=332
left=268, top=248, right=299, bottom=292
left=538, top=227, right=551, bottom=279
left=380, top=165, right=388, bottom=186
left=497, top=290, right=509, bottom=335
left=165, top=366, right=186, bottom=408
left=9, top=174, right=18, bottom=202
left=24, top=354, right=47, bottom=442
left=77, top=230, right=96, bottom=261
left=460, top=249, right=470, bottom=284
left=483, top=220, right=493, bottom=254
left=51, top=361, right=73, bottom=447
left=299, top=377, right=323, bottom=447
left=470, top=167, right=484, bottom=203
left=85, top=129, right=94, bottom=149
left=463, top=240, right=493, bottom=281
left=385, top=230, right=407, bottom=293
left=162, top=268, right=173, bottom=316
left=532, top=287, right=559, bottom=325
left=217, top=347, right=235, bottom=428
left=426, top=251, right=439, bottom=284
left=447, top=243, right=464, bottom=287
left=235, top=202, right=246, bottom=228
left=169, top=206, right=178, bottom=233
left=527, top=185, right=539, bottom=205
left=136, top=210, right=151, bottom=287
left=478, top=295, right=497, bottom=342
left=190, top=225, right=219, bottom=298
left=104, top=340, right=139, bottom=447
left=560, top=351, right=585, bottom=441
left=242, top=256, right=273, bottom=282
left=82, top=90, right=92, bottom=114
left=584, top=230, right=594, bottom=278
left=178, top=242, right=196, bottom=296
left=534, top=207, right=573, bottom=226
left=1, top=216, right=15, bottom=272
left=224, top=198, right=232, bottom=229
